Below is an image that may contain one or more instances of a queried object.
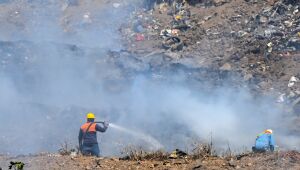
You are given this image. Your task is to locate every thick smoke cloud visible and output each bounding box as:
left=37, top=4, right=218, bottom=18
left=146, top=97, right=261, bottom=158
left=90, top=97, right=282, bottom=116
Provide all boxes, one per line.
left=0, top=0, right=299, bottom=156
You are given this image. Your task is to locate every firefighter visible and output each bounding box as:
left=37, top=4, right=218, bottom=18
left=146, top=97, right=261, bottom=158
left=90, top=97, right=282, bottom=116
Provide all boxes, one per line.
left=252, top=129, right=275, bottom=153
left=78, top=112, right=109, bottom=157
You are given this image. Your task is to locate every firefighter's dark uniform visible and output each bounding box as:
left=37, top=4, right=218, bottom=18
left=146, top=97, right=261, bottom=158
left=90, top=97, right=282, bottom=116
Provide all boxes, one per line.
left=78, top=120, right=108, bottom=157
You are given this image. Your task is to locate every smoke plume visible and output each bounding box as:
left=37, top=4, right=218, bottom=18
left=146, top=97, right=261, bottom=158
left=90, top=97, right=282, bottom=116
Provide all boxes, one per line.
left=0, top=0, right=299, bottom=156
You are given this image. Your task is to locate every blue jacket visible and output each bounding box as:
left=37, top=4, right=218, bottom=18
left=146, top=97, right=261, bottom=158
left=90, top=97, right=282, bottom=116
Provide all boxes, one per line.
left=255, top=133, right=275, bottom=149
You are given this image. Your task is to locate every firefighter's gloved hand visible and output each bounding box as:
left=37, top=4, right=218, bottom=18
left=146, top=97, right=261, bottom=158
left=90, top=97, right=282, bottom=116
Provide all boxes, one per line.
left=104, top=121, right=109, bottom=127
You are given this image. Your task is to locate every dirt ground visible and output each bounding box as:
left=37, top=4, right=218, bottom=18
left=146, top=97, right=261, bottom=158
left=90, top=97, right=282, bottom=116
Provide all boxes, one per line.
left=1, top=151, right=300, bottom=170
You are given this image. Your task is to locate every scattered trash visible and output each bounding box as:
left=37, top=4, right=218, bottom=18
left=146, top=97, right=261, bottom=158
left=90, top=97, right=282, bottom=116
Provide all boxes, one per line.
left=135, top=33, right=145, bottom=41
left=288, top=76, right=299, bottom=87
left=238, top=31, right=248, bottom=37
left=267, top=42, right=273, bottom=52
left=162, top=37, right=183, bottom=51
left=175, top=15, right=182, bottom=21
left=160, top=29, right=172, bottom=37
left=284, top=20, right=293, bottom=28
left=169, top=149, right=187, bottom=159
left=171, top=29, right=180, bottom=36
left=118, top=0, right=300, bottom=115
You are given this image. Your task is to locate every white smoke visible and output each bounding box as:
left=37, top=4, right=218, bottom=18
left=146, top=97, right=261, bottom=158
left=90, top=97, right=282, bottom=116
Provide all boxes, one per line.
left=0, top=0, right=299, bottom=156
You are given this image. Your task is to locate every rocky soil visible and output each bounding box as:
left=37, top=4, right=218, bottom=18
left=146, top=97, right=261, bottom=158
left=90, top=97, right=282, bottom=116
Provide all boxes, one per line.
left=1, top=151, right=300, bottom=169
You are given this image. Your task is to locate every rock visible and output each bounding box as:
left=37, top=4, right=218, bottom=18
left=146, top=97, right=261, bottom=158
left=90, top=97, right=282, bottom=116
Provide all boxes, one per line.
left=149, top=163, right=158, bottom=168
left=193, top=164, right=203, bottom=169
left=229, top=160, right=237, bottom=167
left=163, top=162, right=171, bottom=167
left=220, top=63, right=232, bottom=71
left=70, top=151, right=77, bottom=158
left=110, top=157, right=119, bottom=162
left=204, top=15, right=212, bottom=21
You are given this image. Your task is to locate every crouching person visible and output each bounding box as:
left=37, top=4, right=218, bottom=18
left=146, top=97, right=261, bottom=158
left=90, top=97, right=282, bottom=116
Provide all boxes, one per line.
left=78, top=112, right=109, bottom=157
left=252, top=129, right=275, bottom=153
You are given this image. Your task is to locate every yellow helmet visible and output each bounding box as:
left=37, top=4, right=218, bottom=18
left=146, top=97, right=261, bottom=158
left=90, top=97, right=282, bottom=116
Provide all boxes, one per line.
left=264, top=129, right=273, bottom=134
left=86, top=112, right=95, bottom=119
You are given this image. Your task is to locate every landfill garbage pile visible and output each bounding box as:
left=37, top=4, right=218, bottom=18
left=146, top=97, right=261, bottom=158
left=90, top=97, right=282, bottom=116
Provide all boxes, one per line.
left=120, top=0, right=300, bottom=112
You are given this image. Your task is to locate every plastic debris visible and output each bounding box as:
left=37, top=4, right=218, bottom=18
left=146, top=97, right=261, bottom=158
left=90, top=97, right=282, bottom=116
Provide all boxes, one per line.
left=169, top=149, right=187, bottom=159
left=135, top=33, right=145, bottom=41
left=288, top=76, right=299, bottom=87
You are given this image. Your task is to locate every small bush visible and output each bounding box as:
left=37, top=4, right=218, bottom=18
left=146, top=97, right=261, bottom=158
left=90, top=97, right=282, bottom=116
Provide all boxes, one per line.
left=58, top=141, right=76, bottom=156
left=120, top=146, right=168, bottom=161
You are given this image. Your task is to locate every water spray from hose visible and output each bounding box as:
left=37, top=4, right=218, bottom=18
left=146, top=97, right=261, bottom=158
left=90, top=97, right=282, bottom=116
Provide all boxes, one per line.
left=109, top=123, right=164, bottom=150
